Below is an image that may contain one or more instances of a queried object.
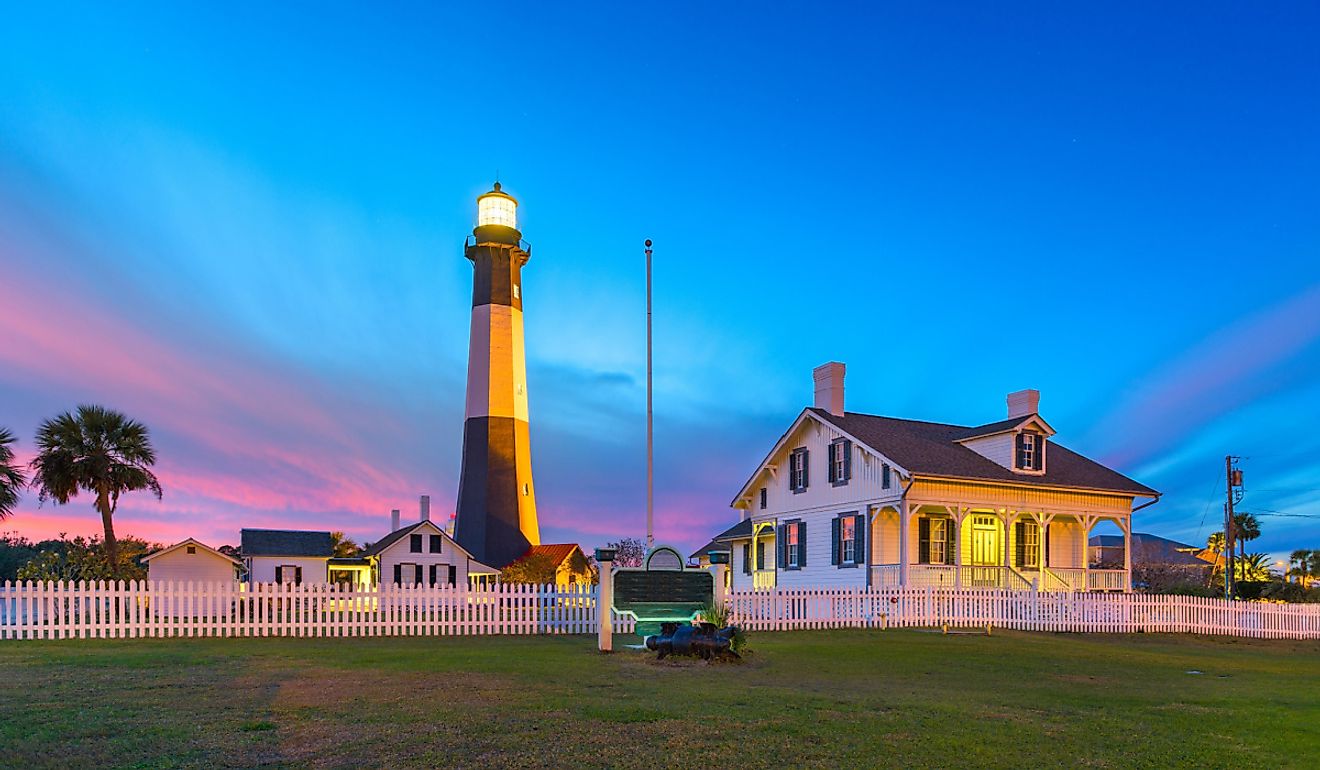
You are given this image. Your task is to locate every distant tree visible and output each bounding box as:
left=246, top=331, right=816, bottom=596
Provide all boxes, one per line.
left=329, top=531, right=360, bottom=557
left=606, top=537, right=646, bottom=568
left=0, top=428, right=24, bottom=520
left=500, top=552, right=560, bottom=584
left=28, top=406, right=163, bottom=576
left=1234, top=552, right=1271, bottom=583
left=0, top=533, right=39, bottom=581
left=1206, top=531, right=1225, bottom=556
left=1232, top=512, right=1261, bottom=564
left=1288, top=549, right=1317, bottom=588
left=15, top=534, right=157, bottom=582
left=217, top=544, right=241, bottom=560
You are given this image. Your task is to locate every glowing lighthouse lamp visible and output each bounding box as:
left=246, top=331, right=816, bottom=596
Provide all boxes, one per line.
left=475, top=182, right=519, bottom=237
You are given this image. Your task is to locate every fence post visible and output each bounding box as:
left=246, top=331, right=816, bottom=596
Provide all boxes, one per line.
left=595, top=548, right=616, bottom=652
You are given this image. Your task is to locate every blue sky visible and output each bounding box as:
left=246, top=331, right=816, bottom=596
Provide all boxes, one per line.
left=1, top=2, right=1318, bottom=560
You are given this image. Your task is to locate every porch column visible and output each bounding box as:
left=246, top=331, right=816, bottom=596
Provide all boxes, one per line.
left=899, top=501, right=911, bottom=586
left=1001, top=509, right=1018, bottom=583
left=1081, top=514, right=1095, bottom=592
left=951, top=506, right=966, bottom=588
left=1121, top=517, right=1132, bottom=592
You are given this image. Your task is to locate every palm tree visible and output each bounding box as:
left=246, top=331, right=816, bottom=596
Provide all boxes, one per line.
left=329, top=531, right=359, bottom=558
left=1235, top=552, right=1271, bottom=583
left=1232, top=512, right=1261, bottom=564
left=1288, top=549, right=1312, bottom=586
left=1, top=428, right=25, bottom=520
left=29, top=405, right=162, bottom=575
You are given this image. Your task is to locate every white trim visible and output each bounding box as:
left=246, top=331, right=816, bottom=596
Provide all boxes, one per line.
left=142, top=538, right=242, bottom=566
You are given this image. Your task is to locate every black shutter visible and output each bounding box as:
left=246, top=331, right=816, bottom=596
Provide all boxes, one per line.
left=1034, top=437, right=1044, bottom=471
left=1015, top=434, right=1026, bottom=469
left=756, top=542, right=765, bottom=570
left=854, top=513, right=866, bottom=564
left=798, top=521, right=808, bottom=567
left=843, top=441, right=853, bottom=482
left=831, top=517, right=840, bottom=566
left=801, top=450, right=809, bottom=489
left=393, top=564, right=402, bottom=584
left=414, top=565, right=423, bottom=584
left=919, top=518, right=931, bottom=564
left=1015, top=522, right=1026, bottom=567
left=743, top=544, right=751, bottom=575
left=827, top=443, right=837, bottom=484
left=295, top=567, right=302, bottom=585
left=429, top=565, right=437, bottom=586
left=945, top=519, right=956, bottom=565
left=448, top=565, right=456, bottom=585
left=778, top=524, right=788, bottom=568
left=1044, top=524, right=1051, bottom=567
left=275, top=566, right=283, bottom=584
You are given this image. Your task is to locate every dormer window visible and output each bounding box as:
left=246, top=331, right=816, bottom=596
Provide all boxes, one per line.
left=1015, top=432, right=1044, bottom=472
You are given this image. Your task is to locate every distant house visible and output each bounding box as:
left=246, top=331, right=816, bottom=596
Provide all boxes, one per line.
left=241, top=529, right=334, bottom=585
left=689, top=525, right=738, bottom=568
left=142, top=538, right=242, bottom=584
left=360, top=517, right=500, bottom=586
left=507, top=544, right=594, bottom=588
left=1089, top=533, right=1214, bottom=568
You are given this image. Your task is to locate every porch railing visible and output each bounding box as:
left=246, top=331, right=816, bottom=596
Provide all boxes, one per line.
left=1047, top=567, right=1086, bottom=592
left=871, top=564, right=902, bottom=587
left=752, top=570, right=777, bottom=591
left=1088, top=569, right=1128, bottom=591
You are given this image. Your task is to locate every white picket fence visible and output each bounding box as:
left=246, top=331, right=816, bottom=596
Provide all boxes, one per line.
left=727, top=586, right=1320, bottom=639
left=2, top=581, right=1318, bottom=641
left=0, top=581, right=635, bottom=640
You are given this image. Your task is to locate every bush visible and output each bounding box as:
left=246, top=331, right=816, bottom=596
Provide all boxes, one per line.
left=1258, top=580, right=1320, bottom=604
left=699, top=601, right=747, bottom=654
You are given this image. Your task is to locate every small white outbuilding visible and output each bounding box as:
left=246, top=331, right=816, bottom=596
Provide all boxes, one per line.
left=142, top=538, right=243, bottom=584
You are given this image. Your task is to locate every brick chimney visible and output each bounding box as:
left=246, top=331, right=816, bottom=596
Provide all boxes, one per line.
left=813, top=362, right=846, bottom=417
left=420, top=495, right=431, bottom=521
left=390, top=508, right=401, bottom=533
left=1007, top=389, right=1040, bottom=419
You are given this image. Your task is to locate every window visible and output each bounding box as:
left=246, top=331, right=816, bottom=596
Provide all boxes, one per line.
left=1016, top=521, right=1042, bottom=568
left=523, top=483, right=530, bottom=496
left=276, top=565, right=301, bottom=584
left=759, top=487, right=767, bottom=510
left=1016, top=432, right=1044, bottom=471
left=429, top=534, right=442, bottom=553
left=828, top=439, right=851, bottom=485
left=790, top=448, right=809, bottom=492
left=186, top=545, right=197, bottom=555
left=786, top=523, right=800, bottom=568
left=840, top=517, right=856, bottom=563
left=882, top=463, right=891, bottom=489
left=513, top=284, right=521, bottom=300
left=410, top=534, right=423, bottom=553
left=929, top=519, right=947, bottom=565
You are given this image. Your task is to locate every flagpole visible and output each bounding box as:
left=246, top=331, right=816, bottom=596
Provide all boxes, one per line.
left=645, top=238, right=654, bottom=551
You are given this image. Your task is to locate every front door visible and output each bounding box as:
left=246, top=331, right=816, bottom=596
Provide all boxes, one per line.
left=971, top=517, right=999, bottom=565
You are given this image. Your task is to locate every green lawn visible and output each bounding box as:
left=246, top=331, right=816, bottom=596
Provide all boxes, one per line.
left=1, top=630, right=1317, bottom=769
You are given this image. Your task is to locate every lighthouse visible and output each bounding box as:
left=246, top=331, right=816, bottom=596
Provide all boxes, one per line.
left=454, top=183, right=541, bottom=568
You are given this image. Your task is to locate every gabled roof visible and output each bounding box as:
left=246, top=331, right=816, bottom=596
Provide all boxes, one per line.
left=692, top=519, right=753, bottom=557
left=361, top=520, right=462, bottom=558
left=142, top=538, right=242, bottom=565
left=515, top=543, right=586, bottom=567
left=240, top=529, right=334, bottom=558
left=953, top=414, right=1055, bottom=441
left=808, top=408, right=1157, bottom=496
left=689, top=538, right=733, bottom=560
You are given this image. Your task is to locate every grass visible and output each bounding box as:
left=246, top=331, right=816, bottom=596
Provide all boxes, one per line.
left=1, top=630, right=1317, bottom=769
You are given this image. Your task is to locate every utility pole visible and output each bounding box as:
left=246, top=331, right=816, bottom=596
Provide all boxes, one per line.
left=645, top=239, right=654, bottom=551
left=1223, top=456, right=1244, bottom=600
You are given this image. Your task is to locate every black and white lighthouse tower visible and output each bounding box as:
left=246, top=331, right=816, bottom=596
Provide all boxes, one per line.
left=454, top=183, right=541, bottom=568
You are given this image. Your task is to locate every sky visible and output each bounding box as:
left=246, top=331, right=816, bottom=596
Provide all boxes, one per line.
left=2, top=2, right=1318, bottom=562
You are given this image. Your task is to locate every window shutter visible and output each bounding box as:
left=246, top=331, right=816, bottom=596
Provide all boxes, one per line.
left=801, top=450, right=809, bottom=489
left=742, top=544, right=751, bottom=575
left=882, top=463, right=890, bottom=489
left=1034, top=437, right=1044, bottom=471
left=429, top=565, right=437, bottom=586
left=1044, top=524, right=1051, bottom=567
left=843, top=441, right=852, bottom=482
left=394, top=564, right=402, bottom=584
left=756, top=542, right=765, bottom=570
left=944, top=519, right=956, bottom=565
left=798, top=521, right=808, bottom=567
left=918, top=518, right=931, bottom=564
left=1015, top=522, right=1026, bottom=567
left=831, top=517, right=840, bottom=566
left=448, top=566, right=456, bottom=585
left=275, top=566, right=283, bottom=584
left=1015, top=434, right=1026, bottom=469
left=414, top=565, right=423, bottom=584
left=295, top=567, right=302, bottom=585
left=827, top=443, right=837, bottom=484
left=854, top=513, right=866, bottom=565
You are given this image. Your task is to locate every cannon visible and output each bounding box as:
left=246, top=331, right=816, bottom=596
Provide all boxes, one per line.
left=644, top=622, right=741, bottom=660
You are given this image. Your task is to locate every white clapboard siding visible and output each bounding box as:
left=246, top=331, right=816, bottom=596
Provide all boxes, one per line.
left=2, top=581, right=1316, bottom=641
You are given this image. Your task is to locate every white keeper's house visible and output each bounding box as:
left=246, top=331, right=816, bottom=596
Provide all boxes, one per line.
left=705, top=362, right=1159, bottom=593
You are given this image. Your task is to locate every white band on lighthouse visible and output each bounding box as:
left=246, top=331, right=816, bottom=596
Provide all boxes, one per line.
left=464, top=304, right=530, bottom=423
